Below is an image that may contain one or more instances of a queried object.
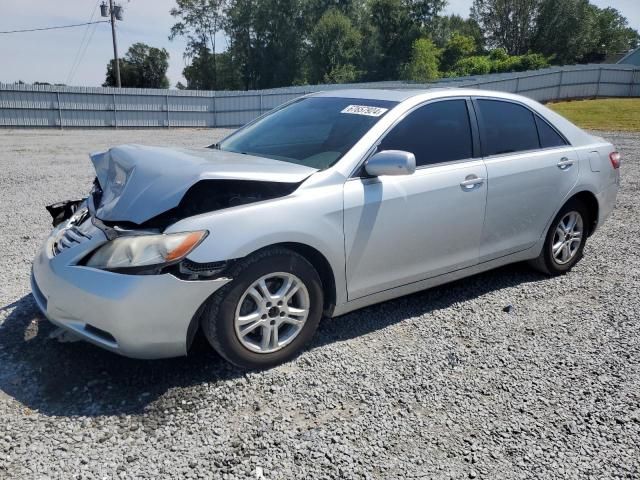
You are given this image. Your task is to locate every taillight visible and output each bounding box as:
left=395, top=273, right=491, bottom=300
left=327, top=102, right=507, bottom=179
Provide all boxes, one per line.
left=609, top=151, right=621, bottom=169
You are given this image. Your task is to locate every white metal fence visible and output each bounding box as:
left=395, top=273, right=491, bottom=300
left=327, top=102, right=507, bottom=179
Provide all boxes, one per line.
left=1, top=64, right=638, bottom=128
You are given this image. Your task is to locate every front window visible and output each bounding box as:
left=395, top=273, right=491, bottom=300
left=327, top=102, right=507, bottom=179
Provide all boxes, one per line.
left=218, top=97, right=397, bottom=170
left=379, top=99, right=473, bottom=166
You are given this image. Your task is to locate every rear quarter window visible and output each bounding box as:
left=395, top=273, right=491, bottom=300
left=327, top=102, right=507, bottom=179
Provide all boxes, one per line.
left=477, top=99, right=540, bottom=155
left=535, top=115, right=568, bottom=148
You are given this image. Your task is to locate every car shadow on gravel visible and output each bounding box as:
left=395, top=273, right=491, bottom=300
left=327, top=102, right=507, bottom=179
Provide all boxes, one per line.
left=0, top=295, right=243, bottom=418
left=0, top=262, right=545, bottom=418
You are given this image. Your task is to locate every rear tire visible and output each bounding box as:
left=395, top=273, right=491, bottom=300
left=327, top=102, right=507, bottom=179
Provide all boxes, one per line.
left=201, top=247, right=323, bottom=369
left=529, top=199, right=589, bottom=276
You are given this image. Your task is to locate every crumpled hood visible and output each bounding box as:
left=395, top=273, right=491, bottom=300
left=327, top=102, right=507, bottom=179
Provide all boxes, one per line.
left=90, top=144, right=317, bottom=224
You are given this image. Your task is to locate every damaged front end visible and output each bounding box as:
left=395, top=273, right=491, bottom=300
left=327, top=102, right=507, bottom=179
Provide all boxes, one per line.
left=45, top=199, right=86, bottom=227
left=88, top=144, right=316, bottom=225
left=45, top=144, right=315, bottom=280
left=46, top=193, right=232, bottom=280
left=136, top=179, right=301, bottom=230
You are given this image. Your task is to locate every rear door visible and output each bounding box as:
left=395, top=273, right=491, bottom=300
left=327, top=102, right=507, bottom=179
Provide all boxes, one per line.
left=474, top=98, right=579, bottom=261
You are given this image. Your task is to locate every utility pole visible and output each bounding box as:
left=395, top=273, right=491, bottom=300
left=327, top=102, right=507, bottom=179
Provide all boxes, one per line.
left=109, top=0, right=121, bottom=87
left=101, top=1, right=124, bottom=87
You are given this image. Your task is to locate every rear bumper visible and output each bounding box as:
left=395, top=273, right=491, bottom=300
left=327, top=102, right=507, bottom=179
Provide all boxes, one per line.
left=595, top=178, right=620, bottom=231
left=31, top=220, right=229, bottom=359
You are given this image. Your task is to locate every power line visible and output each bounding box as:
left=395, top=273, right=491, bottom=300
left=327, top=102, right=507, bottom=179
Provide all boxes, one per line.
left=0, top=21, right=108, bottom=35
left=66, top=0, right=102, bottom=84
left=68, top=23, right=100, bottom=84
left=67, top=1, right=101, bottom=81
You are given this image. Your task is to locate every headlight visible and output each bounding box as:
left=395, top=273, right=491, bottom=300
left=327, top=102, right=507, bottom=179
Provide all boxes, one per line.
left=85, top=230, right=208, bottom=271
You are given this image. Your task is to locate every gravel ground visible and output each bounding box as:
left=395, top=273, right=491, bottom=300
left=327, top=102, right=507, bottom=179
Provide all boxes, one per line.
left=0, top=128, right=638, bottom=479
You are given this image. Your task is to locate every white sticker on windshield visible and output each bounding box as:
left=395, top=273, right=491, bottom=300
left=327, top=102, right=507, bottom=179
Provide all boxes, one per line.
left=341, top=105, right=388, bottom=117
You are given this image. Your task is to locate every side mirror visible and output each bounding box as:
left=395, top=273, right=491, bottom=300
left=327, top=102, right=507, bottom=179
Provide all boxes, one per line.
left=364, top=150, right=416, bottom=177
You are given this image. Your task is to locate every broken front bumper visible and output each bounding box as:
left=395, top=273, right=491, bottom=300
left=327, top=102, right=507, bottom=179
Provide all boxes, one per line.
left=31, top=217, right=229, bottom=359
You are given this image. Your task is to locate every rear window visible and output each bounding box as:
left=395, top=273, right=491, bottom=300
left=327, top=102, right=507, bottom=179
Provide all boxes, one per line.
left=477, top=99, right=539, bottom=155
left=535, top=115, right=567, bottom=148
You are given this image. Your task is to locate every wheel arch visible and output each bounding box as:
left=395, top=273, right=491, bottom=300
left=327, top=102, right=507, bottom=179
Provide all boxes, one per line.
left=263, top=242, right=337, bottom=316
left=187, top=241, right=338, bottom=353
left=568, top=190, right=599, bottom=236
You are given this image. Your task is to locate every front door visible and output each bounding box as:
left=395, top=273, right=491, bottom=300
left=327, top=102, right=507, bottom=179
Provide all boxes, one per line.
left=343, top=99, right=487, bottom=300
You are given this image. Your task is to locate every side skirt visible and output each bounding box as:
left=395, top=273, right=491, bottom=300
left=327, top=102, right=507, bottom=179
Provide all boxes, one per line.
left=331, top=243, right=542, bottom=318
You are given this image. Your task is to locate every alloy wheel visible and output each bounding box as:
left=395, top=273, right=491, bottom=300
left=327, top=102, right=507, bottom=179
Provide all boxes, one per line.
left=234, top=272, right=310, bottom=354
left=551, top=211, right=583, bottom=265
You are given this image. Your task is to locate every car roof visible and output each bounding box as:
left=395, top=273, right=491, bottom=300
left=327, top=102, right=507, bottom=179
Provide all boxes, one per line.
left=310, top=88, right=447, bottom=102
left=310, top=87, right=534, bottom=104
left=310, top=87, right=597, bottom=147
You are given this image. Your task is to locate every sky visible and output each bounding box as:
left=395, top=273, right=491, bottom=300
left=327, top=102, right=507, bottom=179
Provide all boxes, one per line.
left=444, top=0, right=640, bottom=27
left=0, top=0, right=638, bottom=88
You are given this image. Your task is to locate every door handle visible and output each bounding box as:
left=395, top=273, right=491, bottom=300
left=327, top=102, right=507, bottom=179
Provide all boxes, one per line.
left=460, top=175, right=485, bottom=189
left=557, top=158, right=574, bottom=170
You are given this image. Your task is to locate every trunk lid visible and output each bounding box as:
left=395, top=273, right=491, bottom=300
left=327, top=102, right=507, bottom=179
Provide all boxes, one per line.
left=90, top=145, right=316, bottom=224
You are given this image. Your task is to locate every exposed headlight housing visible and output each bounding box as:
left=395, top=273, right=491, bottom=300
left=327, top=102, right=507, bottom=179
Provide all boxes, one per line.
left=85, top=230, right=208, bottom=272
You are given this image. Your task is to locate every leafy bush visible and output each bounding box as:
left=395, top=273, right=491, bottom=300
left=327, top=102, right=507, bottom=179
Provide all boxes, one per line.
left=440, top=33, right=476, bottom=71
left=517, top=53, right=550, bottom=71
left=488, top=48, right=509, bottom=61
left=450, top=49, right=550, bottom=76
left=451, top=55, right=492, bottom=76
left=324, top=64, right=360, bottom=84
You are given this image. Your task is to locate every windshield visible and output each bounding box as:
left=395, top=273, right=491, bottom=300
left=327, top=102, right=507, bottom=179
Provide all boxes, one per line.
left=218, top=96, right=397, bottom=169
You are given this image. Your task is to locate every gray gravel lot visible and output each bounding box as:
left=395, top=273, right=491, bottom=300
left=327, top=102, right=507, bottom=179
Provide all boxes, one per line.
left=0, top=128, right=638, bottom=479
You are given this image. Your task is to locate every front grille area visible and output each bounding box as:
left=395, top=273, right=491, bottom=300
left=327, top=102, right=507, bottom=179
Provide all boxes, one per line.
left=181, top=259, right=227, bottom=273
left=53, top=224, right=92, bottom=256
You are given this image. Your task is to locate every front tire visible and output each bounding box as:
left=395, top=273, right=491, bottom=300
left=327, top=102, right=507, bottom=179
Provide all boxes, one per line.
left=530, top=199, right=589, bottom=275
left=201, top=247, right=323, bottom=369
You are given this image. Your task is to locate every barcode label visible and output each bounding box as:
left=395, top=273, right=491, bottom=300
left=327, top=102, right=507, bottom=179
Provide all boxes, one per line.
left=341, top=105, right=388, bottom=117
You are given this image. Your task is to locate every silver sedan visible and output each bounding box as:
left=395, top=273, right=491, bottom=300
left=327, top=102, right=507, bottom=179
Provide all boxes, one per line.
left=31, top=89, right=621, bottom=368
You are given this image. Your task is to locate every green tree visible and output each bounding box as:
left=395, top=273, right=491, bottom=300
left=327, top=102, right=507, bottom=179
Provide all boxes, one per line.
left=404, top=38, right=440, bottom=81
left=533, top=0, right=595, bottom=64
left=589, top=7, right=640, bottom=61
left=471, top=0, right=541, bottom=55
left=533, top=1, right=639, bottom=64
left=440, top=33, right=476, bottom=71
left=165, top=0, right=638, bottom=89
left=169, top=0, right=226, bottom=90
left=302, top=0, right=363, bottom=26
left=104, top=43, right=170, bottom=88
left=182, top=47, right=242, bottom=90
left=366, top=0, right=419, bottom=80
left=224, top=0, right=255, bottom=89
left=405, top=0, right=447, bottom=28
left=432, top=14, right=484, bottom=49
left=309, top=9, right=362, bottom=83
left=225, top=0, right=306, bottom=89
